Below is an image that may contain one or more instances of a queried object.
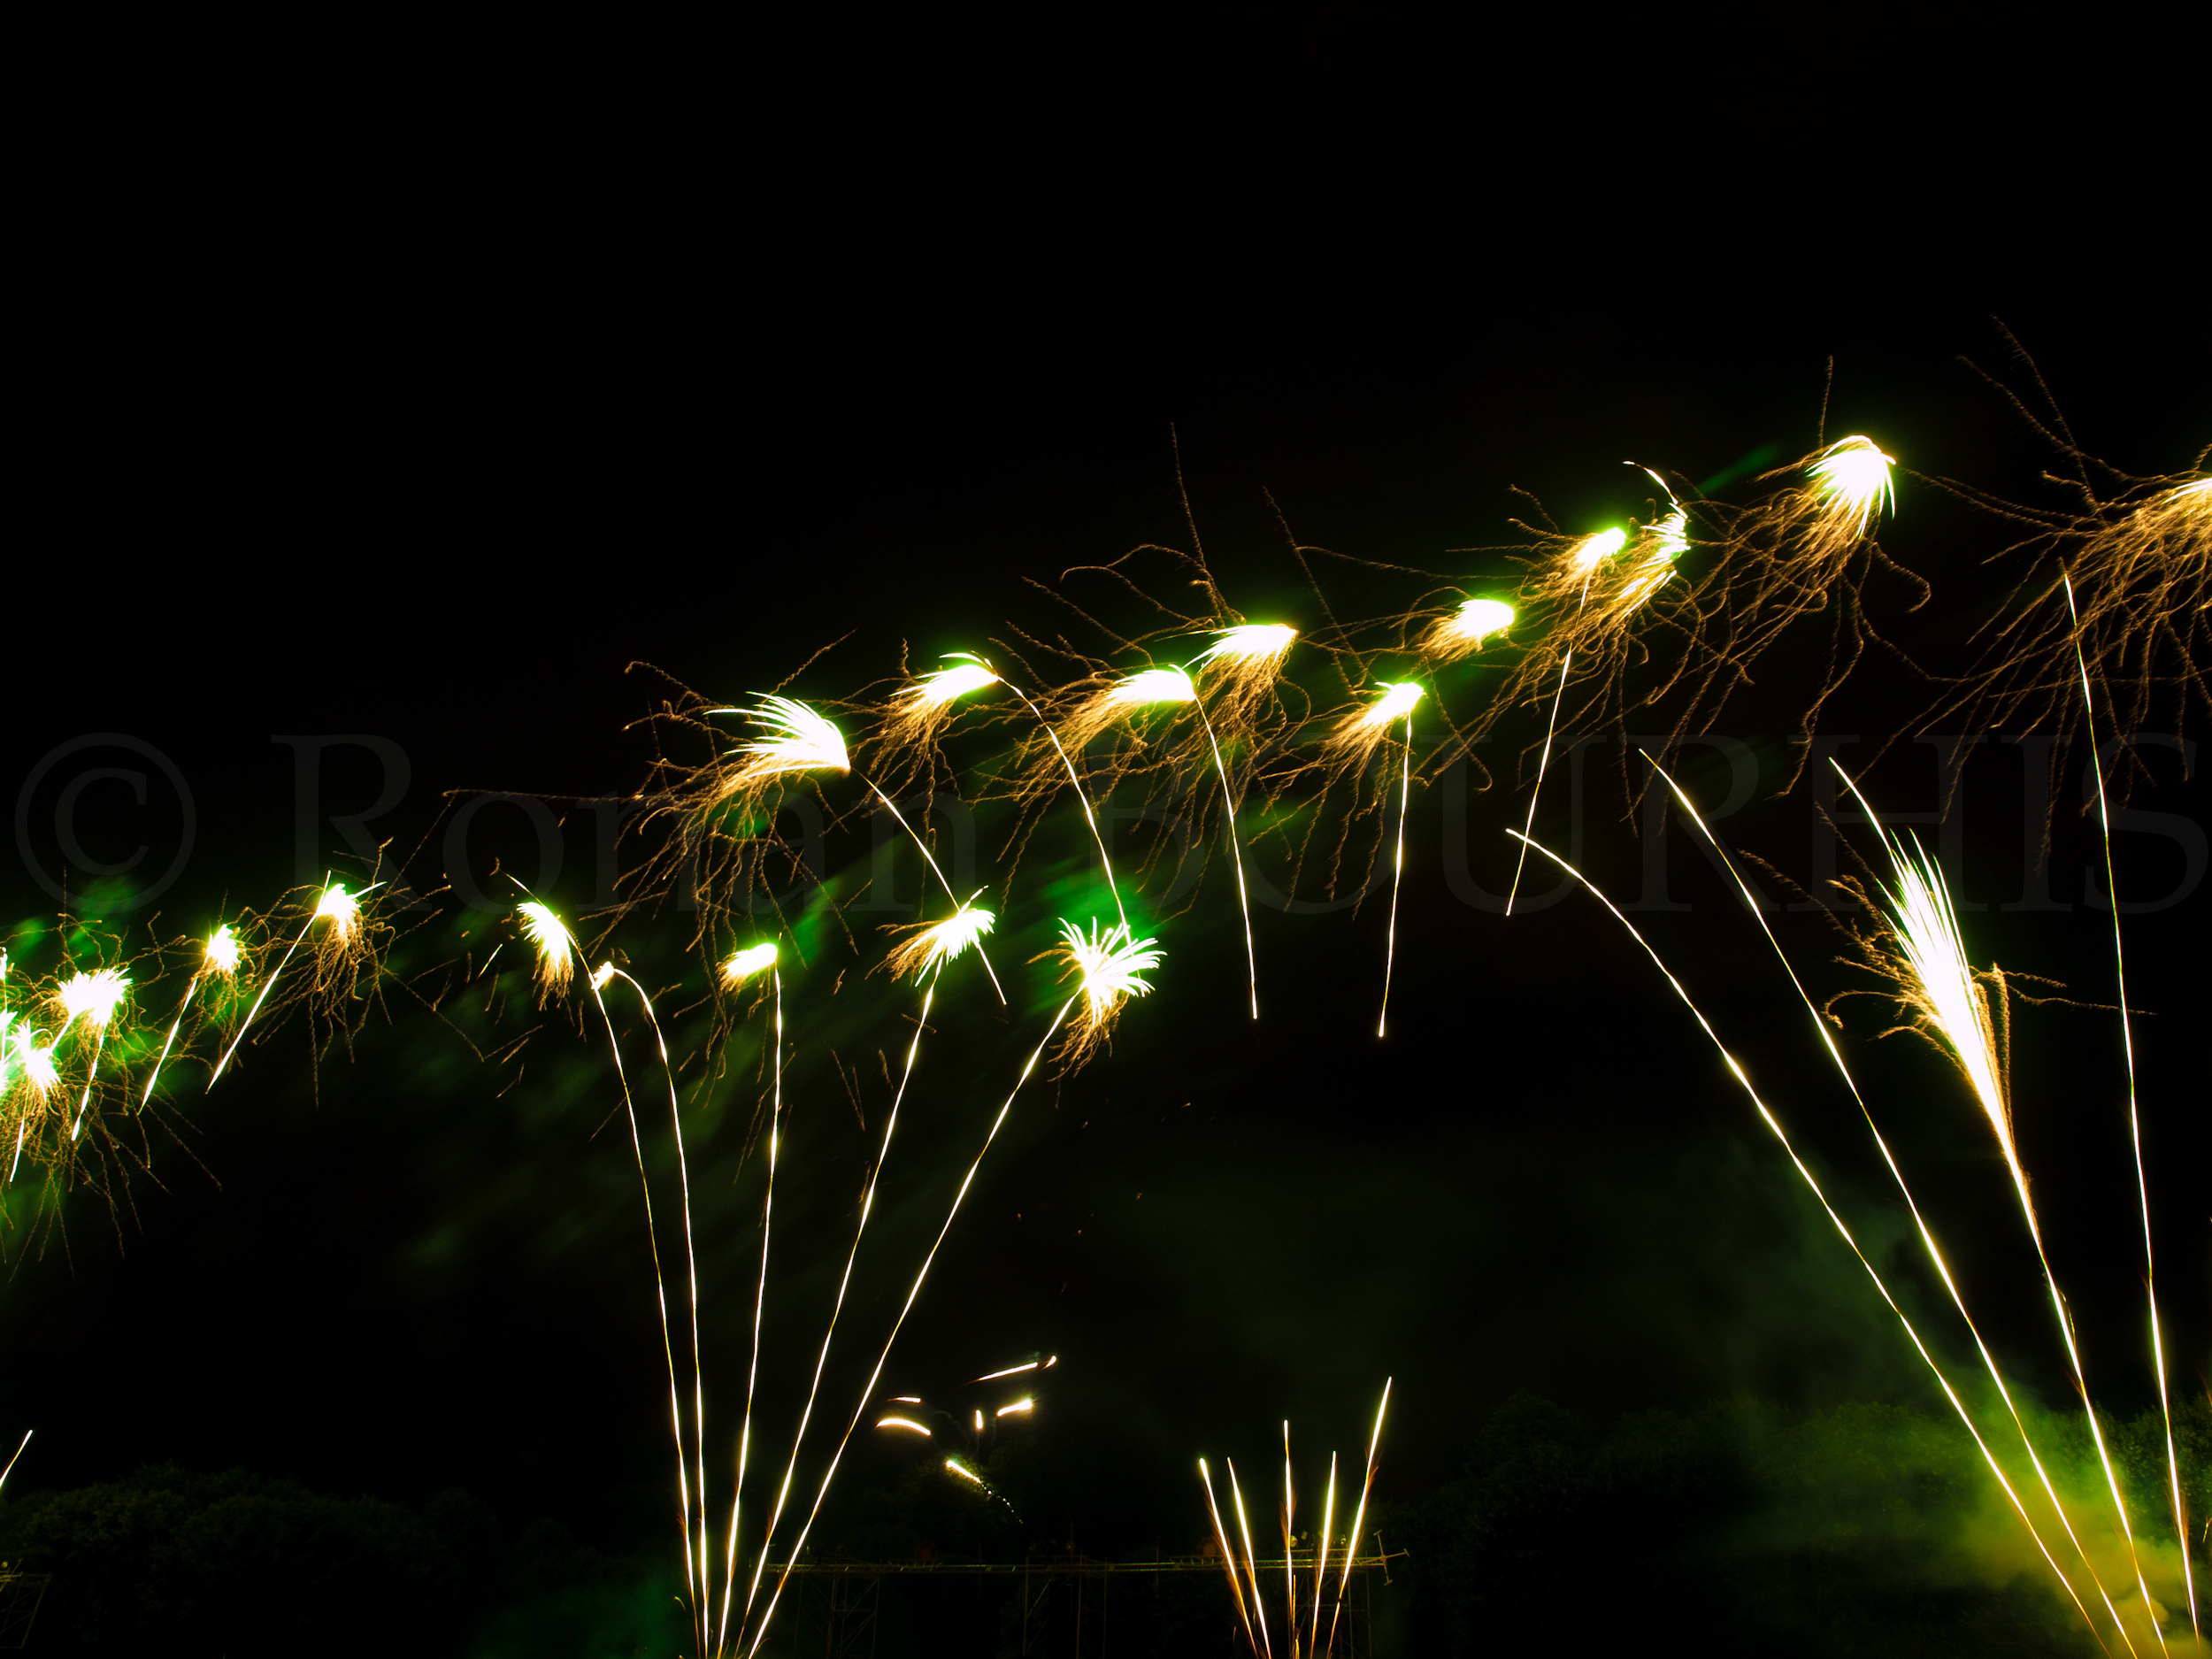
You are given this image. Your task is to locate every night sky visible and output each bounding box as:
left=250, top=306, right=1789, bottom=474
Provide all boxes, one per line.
left=6, top=15, right=2206, bottom=1653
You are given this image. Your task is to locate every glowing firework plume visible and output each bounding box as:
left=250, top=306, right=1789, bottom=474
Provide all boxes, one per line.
left=1499, top=508, right=1686, bottom=914
left=142, top=926, right=247, bottom=1106
left=729, top=900, right=996, bottom=1644
left=1418, top=595, right=1515, bottom=663
left=210, top=878, right=379, bottom=1087
left=515, top=901, right=578, bottom=998
left=1192, top=622, right=1297, bottom=734
left=2063, top=578, right=2198, bottom=1640
left=1197, top=1380, right=1387, bottom=1659
left=1839, top=771, right=2167, bottom=1647
left=1799, top=434, right=1897, bottom=565
left=1652, top=757, right=2144, bottom=1649
left=880, top=899, right=995, bottom=982
left=705, top=694, right=1005, bottom=1000
left=58, top=969, right=129, bottom=1142
left=878, top=652, right=1002, bottom=756
left=1052, top=917, right=1163, bottom=1067
left=1509, top=827, right=2117, bottom=1650
left=745, top=990, right=1081, bottom=1655
left=1056, top=664, right=1198, bottom=757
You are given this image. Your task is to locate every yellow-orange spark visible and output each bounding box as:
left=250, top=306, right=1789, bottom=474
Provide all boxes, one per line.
left=56, top=969, right=129, bottom=1031
left=515, top=901, right=578, bottom=996
left=721, top=942, right=779, bottom=988
left=203, top=926, right=242, bottom=976
left=881, top=900, right=995, bottom=980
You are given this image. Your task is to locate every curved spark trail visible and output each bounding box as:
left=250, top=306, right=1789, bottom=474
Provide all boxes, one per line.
left=1508, top=831, right=2114, bottom=1654
left=1651, top=756, right=2139, bottom=1652
left=742, top=997, right=1077, bottom=1656
left=2064, top=574, right=2197, bottom=1643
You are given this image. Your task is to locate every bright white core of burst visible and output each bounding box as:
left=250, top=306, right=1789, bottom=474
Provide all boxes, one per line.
left=910, top=659, right=999, bottom=707
left=1196, top=623, right=1297, bottom=664
left=204, top=926, right=242, bottom=975
left=57, top=969, right=129, bottom=1029
left=1110, top=666, right=1197, bottom=706
left=1809, top=435, right=1896, bottom=532
left=1061, top=919, right=1163, bottom=1012
left=515, top=902, right=575, bottom=966
left=1451, top=598, right=1516, bottom=641
left=1572, top=527, right=1629, bottom=568
left=736, top=695, right=851, bottom=774
left=721, top=942, right=779, bottom=986
left=915, top=905, right=995, bottom=970
left=316, top=884, right=360, bottom=926
left=21, top=1040, right=58, bottom=1094
left=1365, top=681, right=1425, bottom=725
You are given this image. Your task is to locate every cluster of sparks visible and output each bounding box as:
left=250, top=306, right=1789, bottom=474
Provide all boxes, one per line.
left=1198, top=1380, right=1390, bottom=1659
left=0, top=877, right=392, bottom=1210
left=12, top=405, right=2206, bottom=1657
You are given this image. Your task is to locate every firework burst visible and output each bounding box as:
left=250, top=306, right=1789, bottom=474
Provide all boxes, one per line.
left=1192, top=622, right=1298, bottom=736
left=1417, top=596, right=1515, bottom=664
left=515, top=901, right=579, bottom=999
left=877, top=652, right=1002, bottom=760
left=1839, top=785, right=2167, bottom=1648
left=1051, top=917, right=1163, bottom=1067
left=879, top=899, right=995, bottom=981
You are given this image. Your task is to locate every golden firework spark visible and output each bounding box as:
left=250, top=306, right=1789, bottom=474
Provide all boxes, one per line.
left=1318, top=680, right=1422, bottom=772
left=1419, top=596, right=1516, bottom=663
left=731, top=911, right=987, bottom=1643
left=9, top=1029, right=57, bottom=1098
left=1191, top=623, right=1298, bottom=733
left=1314, top=684, right=1422, bottom=1036
left=725, top=695, right=851, bottom=780
left=1803, top=434, right=1897, bottom=557
left=1194, top=622, right=1297, bottom=671
left=4, top=1023, right=59, bottom=1185
left=203, top=926, right=242, bottom=977
left=2064, top=578, right=2199, bottom=1642
left=314, top=881, right=361, bottom=941
left=1324, top=1380, right=1390, bottom=1658
left=746, top=992, right=1076, bottom=1657
left=55, top=969, right=129, bottom=1032
left=1227, top=1458, right=1274, bottom=1659
left=144, top=926, right=249, bottom=1106
left=0, top=1430, right=29, bottom=1496
left=1844, top=780, right=2165, bottom=1648
left=1053, top=918, right=1163, bottom=1065
left=1056, top=663, right=1198, bottom=757
left=875, top=1417, right=931, bottom=1435
left=57, top=969, right=129, bottom=1143
left=880, top=899, right=996, bottom=981
left=1512, top=825, right=2116, bottom=1652
left=879, top=653, right=1002, bottom=757
left=579, top=961, right=699, bottom=1652
left=1655, top=756, right=2144, bottom=1651
left=1200, top=1457, right=1262, bottom=1655
left=514, top=901, right=579, bottom=997
left=720, top=942, right=779, bottom=988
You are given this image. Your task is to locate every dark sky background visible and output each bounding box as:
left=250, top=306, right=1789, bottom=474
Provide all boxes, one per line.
left=5, top=5, right=2205, bottom=1632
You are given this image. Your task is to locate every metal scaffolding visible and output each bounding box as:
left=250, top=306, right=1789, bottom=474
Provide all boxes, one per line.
left=0, top=1571, right=50, bottom=1650
left=764, top=1547, right=1400, bottom=1657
